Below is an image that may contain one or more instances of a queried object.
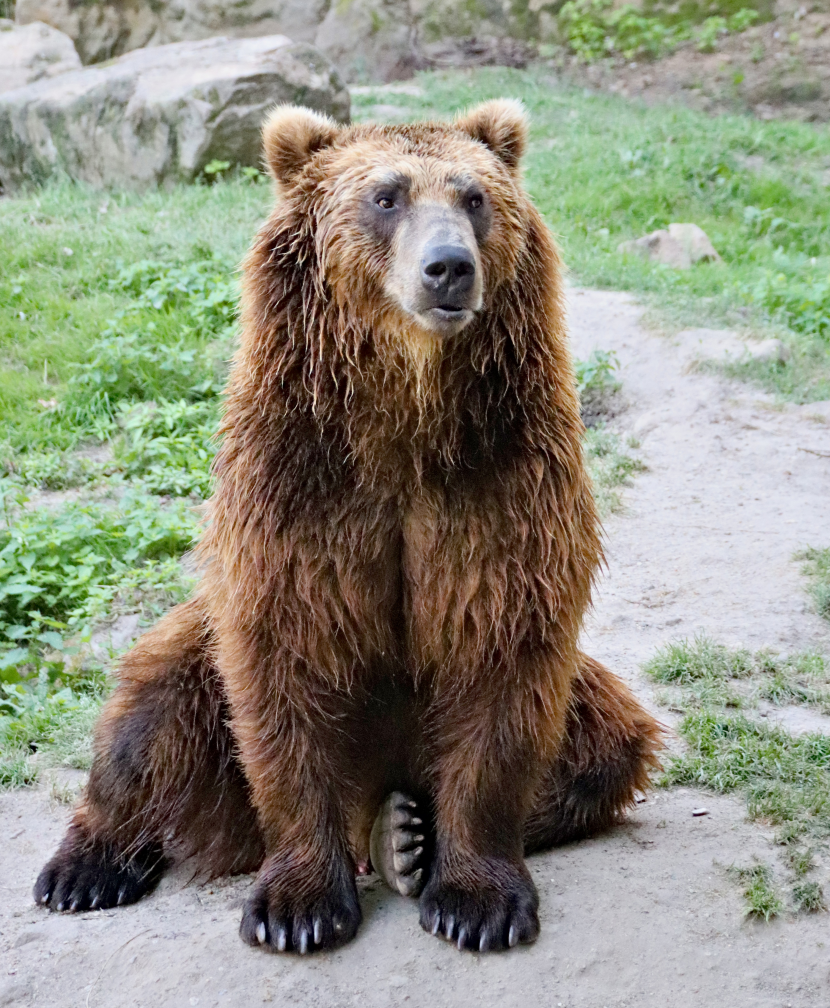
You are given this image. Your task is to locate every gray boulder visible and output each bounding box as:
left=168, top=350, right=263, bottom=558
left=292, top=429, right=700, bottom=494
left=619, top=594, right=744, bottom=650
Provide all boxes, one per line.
left=314, top=0, right=419, bottom=85
left=313, top=0, right=536, bottom=83
left=15, top=0, right=542, bottom=83
left=667, top=223, right=722, bottom=265
left=14, top=0, right=327, bottom=65
left=0, top=19, right=81, bottom=94
left=0, top=34, right=349, bottom=192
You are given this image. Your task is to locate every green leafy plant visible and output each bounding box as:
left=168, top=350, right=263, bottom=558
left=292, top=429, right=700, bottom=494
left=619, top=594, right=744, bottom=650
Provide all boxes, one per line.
left=694, top=15, right=728, bottom=51
left=203, top=159, right=232, bottom=179
left=558, top=0, right=677, bottom=61
left=0, top=483, right=199, bottom=675
left=742, top=265, right=830, bottom=341
left=113, top=399, right=218, bottom=498
left=556, top=0, right=758, bottom=62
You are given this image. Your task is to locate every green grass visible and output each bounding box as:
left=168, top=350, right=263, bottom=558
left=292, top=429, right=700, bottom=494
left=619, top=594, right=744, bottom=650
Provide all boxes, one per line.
left=645, top=634, right=830, bottom=712
left=584, top=426, right=645, bottom=517
left=645, top=636, right=830, bottom=915
left=0, top=178, right=269, bottom=451
left=727, top=863, right=784, bottom=921
left=798, top=547, right=830, bottom=624
left=792, top=880, right=826, bottom=913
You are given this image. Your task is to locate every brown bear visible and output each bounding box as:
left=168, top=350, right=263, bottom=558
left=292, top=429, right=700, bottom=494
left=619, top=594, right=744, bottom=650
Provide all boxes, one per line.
left=34, top=99, right=662, bottom=955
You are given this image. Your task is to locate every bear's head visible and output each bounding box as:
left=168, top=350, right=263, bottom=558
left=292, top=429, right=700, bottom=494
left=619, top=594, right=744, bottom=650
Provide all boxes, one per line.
left=261, top=100, right=531, bottom=359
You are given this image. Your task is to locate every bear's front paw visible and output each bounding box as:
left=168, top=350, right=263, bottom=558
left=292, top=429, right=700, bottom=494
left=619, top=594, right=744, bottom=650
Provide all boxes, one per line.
left=240, top=858, right=361, bottom=954
left=34, top=828, right=165, bottom=912
left=419, top=865, right=539, bottom=952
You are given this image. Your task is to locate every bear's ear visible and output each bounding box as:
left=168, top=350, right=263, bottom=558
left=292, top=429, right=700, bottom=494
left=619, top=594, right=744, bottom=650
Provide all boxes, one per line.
left=262, top=105, right=341, bottom=187
left=453, top=99, right=528, bottom=175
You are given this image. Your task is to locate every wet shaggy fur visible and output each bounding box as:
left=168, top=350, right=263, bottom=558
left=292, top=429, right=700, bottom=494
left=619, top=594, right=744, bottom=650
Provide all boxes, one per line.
left=34, top=101, right=662, bottom=954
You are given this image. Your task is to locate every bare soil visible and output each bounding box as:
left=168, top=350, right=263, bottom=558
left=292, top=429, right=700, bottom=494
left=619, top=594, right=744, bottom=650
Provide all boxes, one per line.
left=566, top=11, right=830, bottom=123
left=2, top=290, right=830, bottom=1008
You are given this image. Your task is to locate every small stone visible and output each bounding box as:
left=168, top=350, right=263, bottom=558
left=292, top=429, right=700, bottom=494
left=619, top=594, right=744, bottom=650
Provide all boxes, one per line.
left=668, top=223, right=722, bottom=264
left=618, top=223, right=721, bottom=270
left=692, top=808, right=709, bottom=817
left=618, top=231, right=691, bottom=270
left=388, top=975, right=409, bottom=988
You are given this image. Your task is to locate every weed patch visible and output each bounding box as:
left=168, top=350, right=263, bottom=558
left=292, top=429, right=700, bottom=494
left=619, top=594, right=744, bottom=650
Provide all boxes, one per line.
left=798, top=547, right=830, bottom=623
left=584, top=426, right=645, bottom=517
left=646, top=635, right=830, bottom=914
left=726, top=862, right=784, bottom=920
left=556, top=0, right=759, bottom=63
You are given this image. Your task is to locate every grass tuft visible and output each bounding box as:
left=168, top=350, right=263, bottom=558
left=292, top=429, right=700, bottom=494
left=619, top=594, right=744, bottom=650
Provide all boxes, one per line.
left=797, top=547, right=830, bottom=624
left=727, top=863, right=784, bottom=921
left=644, top=635, right=754, bottom=684
left=792, top=880, right=826, bottom=913
left=0, top=746, right=38, bottom=788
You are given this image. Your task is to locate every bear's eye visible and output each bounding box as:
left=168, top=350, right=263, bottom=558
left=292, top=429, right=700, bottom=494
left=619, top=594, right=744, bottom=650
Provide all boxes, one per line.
left=469, top=195, right=483, bottom=210
left=377, top=196, right=396, bottom=210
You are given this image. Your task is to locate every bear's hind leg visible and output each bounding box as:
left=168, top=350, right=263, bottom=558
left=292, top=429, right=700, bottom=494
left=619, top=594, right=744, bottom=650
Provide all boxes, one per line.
left=369, top=791, right=429, bottom=898
left=524, top=654, right=663, bottom=853
left=34, top=598, right=262, bottom=912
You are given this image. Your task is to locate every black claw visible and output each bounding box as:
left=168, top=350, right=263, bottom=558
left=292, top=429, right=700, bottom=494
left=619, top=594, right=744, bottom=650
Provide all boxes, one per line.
left=419, top=872, right=539, bottom=953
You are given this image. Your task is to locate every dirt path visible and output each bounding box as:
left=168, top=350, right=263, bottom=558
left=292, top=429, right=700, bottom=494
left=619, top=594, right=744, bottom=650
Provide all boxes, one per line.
left=2, top=291, right=830, bottom=1008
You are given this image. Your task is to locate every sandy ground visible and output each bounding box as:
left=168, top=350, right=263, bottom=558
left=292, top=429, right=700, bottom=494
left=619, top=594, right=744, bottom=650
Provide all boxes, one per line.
left=2, top=290, right=830, bottom=1008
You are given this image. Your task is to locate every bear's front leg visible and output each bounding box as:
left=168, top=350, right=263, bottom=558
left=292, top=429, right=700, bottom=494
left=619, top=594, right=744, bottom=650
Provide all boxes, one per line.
left=221, top=641, right=364, bottom=954
left=418, top=681, right=549, bottom=952
left=405, top=467, right=596, bottom=952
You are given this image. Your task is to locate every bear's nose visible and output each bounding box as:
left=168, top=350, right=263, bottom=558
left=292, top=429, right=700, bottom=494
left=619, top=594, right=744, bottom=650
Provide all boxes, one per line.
left=420, top=244, right=476, bottom=304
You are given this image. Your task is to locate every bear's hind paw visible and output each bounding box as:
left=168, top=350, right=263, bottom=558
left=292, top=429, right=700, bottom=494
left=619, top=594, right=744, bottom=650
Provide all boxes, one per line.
left=370, top=791, right=429, bottom=898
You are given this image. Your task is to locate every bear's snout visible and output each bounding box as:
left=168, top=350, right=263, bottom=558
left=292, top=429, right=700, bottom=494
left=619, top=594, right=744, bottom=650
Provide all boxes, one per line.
left=420, top=243, right=477, bottom=318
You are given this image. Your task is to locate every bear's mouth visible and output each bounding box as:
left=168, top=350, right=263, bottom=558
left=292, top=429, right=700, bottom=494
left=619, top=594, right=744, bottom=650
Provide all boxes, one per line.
left=421, top=305, right=475, bottom=331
